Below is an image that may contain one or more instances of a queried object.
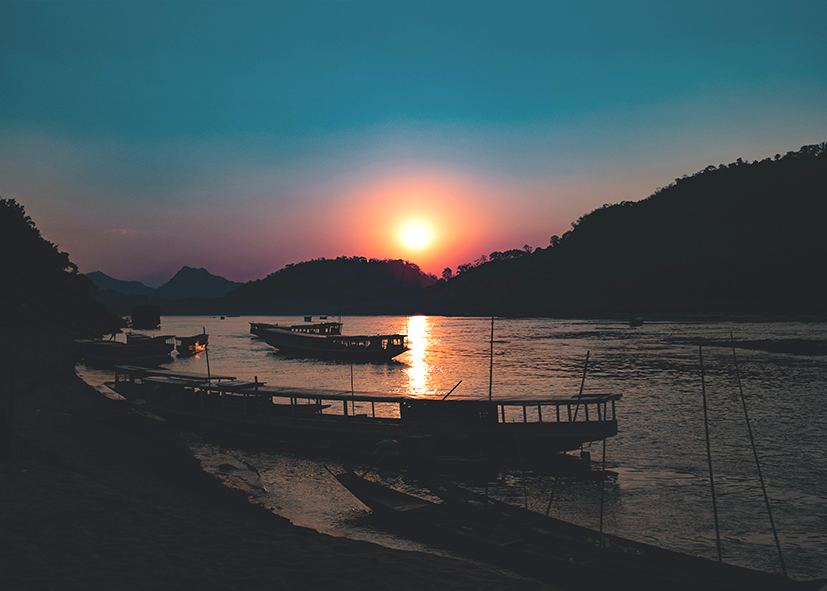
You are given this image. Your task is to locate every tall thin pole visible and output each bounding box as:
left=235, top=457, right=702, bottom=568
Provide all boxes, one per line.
left=572, top=351, right=590, bottom=421
left=578, top=351, right=590, bottom=398
left=545, top=477, right=559, bottom=517
left=700, top=345, right=723, bottom=563
left=488, top=316, right=494, bottom=401
left=599, top=437, right=607, bottom=546
left=205, top=330, right=212, bottom=384
left=350, top=362, right=355, bottom=416
left=731, top=333, right=788, bottom=577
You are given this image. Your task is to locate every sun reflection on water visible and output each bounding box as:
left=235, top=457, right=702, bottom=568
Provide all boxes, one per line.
left=403, top=315, right=434, bottom=397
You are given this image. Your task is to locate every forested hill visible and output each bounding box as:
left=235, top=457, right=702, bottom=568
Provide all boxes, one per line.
left=0, top=199, right=122, bottom=361
left=427, top=142, right=827, bottom=317
left=223, top=257, right=438, bottom=315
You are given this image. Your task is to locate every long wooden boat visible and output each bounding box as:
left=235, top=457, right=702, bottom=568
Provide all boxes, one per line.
left=333, top=468, right=825, bottom=591
left=250, top=321, right=408, bottom=361
left=107, top=365, right=622, bottom=463
left=74, top=333, right=175, bottom=366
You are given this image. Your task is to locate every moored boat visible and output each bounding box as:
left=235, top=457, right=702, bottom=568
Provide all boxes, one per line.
left=252, top=321, right=408, bottom=361
left=74, top=333, right=175, bottom=366
left=333, top=468, right=825, bottom=591
left=176, top=330, right=208, bottom=356
left=107, top=365, right=622, bottom=464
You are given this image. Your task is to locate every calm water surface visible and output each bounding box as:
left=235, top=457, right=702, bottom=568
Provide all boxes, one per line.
left=78, top=316, right=827, bottom=580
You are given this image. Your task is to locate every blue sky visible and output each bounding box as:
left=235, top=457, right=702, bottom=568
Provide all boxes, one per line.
left=2, top=1, right=826, bottom=285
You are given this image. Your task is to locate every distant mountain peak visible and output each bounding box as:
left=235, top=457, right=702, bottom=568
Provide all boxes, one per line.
left=86, top=271, right=156, bottom=297
left=156, top=266, right=242, bottom=300
left=86, top=267, right=242, bottom=300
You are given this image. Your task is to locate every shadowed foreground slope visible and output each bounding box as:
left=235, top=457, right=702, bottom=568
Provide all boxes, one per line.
left=0, top=362, right=553, bottom=591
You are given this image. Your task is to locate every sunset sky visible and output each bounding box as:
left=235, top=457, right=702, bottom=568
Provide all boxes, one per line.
left=2, top=1, right=826, bottom=286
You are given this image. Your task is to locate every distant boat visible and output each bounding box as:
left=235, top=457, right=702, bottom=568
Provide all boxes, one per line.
left=251, top=321, right=408, bottom=361
left=333, top=469, right=824, bottom=591
left=74, top=332, right=175, bottom=366
left=629, top=316, right=644, bottom=327
left=176, top=330, right=208, bottom=357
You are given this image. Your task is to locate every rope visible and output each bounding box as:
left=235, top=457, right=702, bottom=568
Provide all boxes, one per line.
left=730, top=333, right=788, bottom=578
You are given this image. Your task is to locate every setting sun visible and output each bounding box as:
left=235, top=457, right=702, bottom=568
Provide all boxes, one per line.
left=401, top=223, right=432, bottom=250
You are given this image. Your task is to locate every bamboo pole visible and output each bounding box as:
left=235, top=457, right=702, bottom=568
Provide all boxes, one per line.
left=731, top=333, right=788, bottom=577
left=700, top=345, right=723, bottom=562
left=572, top=351, right=590, bottom=421
left=488, top=316, right=494, bottom=401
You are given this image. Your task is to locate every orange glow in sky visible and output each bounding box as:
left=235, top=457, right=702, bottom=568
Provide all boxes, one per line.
left=333, top=170, right=495, bottom=275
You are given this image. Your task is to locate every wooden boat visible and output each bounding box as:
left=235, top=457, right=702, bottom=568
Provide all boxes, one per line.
left=74, top=333, right=175, bottom=366
left=107, top=365, right=622, bottom=464
left=251, top=321, right=408, bottom=361
left=333, top=468, right=825, bottom=591
left=176, top=330, right=208, bottom=356
left=249, top=320, right=341, bottom=338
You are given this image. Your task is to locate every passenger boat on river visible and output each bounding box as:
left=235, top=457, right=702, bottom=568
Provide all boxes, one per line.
left=108, top=365, right=622, bottom=463
left=250, top=321, right=409, bottom=361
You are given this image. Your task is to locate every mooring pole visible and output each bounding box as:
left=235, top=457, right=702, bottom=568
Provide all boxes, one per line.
left=731, top=333, right=788, bottom=577
left=599, top=437, right=607, bottom=546
left=488, top=316, right=494, bottom=401
left=205, top=336, right=212, bottom=384
left=700, top=345, right=723, bottom=563
left=572, top=351, right=590, bottom=421
left=545, top=477, right=559, bottom=517
left=350, top=362, right=355, bottom=418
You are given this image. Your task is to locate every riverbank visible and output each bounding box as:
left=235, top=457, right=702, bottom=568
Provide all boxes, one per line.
left=0, top=364, right=554, bottom=590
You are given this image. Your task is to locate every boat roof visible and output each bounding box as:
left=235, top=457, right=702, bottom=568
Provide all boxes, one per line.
left=114, top=365, right=236, bottom=381
left=114, top=365, right=621, bottom=405
left=260, top=326, right=405, bottom=340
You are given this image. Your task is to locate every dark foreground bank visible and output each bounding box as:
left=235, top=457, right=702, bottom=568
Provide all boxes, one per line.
left=0, top=366, right=555, bottom=591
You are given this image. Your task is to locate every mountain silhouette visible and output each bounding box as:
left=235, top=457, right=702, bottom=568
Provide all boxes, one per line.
left=87, top=267, right=242, bottom=300
left=82, top=140, right=827, bottom=318
left=429, top=141, right=827, bottom=317
left=224, top=257, right=437, bottom=315
left=86, top=271, right=157, bottom=297
left=155, top=266, right=242, bottom=300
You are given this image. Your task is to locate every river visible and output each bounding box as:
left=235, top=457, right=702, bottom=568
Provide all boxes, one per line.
left=77, top=315, right=827, bottom=581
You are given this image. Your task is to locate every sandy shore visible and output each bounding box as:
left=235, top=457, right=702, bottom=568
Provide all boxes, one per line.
left=0, top=365, right=556, bottom=590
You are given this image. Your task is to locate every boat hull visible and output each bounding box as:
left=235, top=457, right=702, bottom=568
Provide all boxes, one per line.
left=256, top=324, right=408, bottom=361
left=108, top=366, right=622, bottom=465
left=74, top=337, right=174, bottom=366
left=335, top=470, right=824, bottom=591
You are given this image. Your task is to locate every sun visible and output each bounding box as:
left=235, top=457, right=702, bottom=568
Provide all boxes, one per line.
left=400, top=223, right=432, bottom=250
